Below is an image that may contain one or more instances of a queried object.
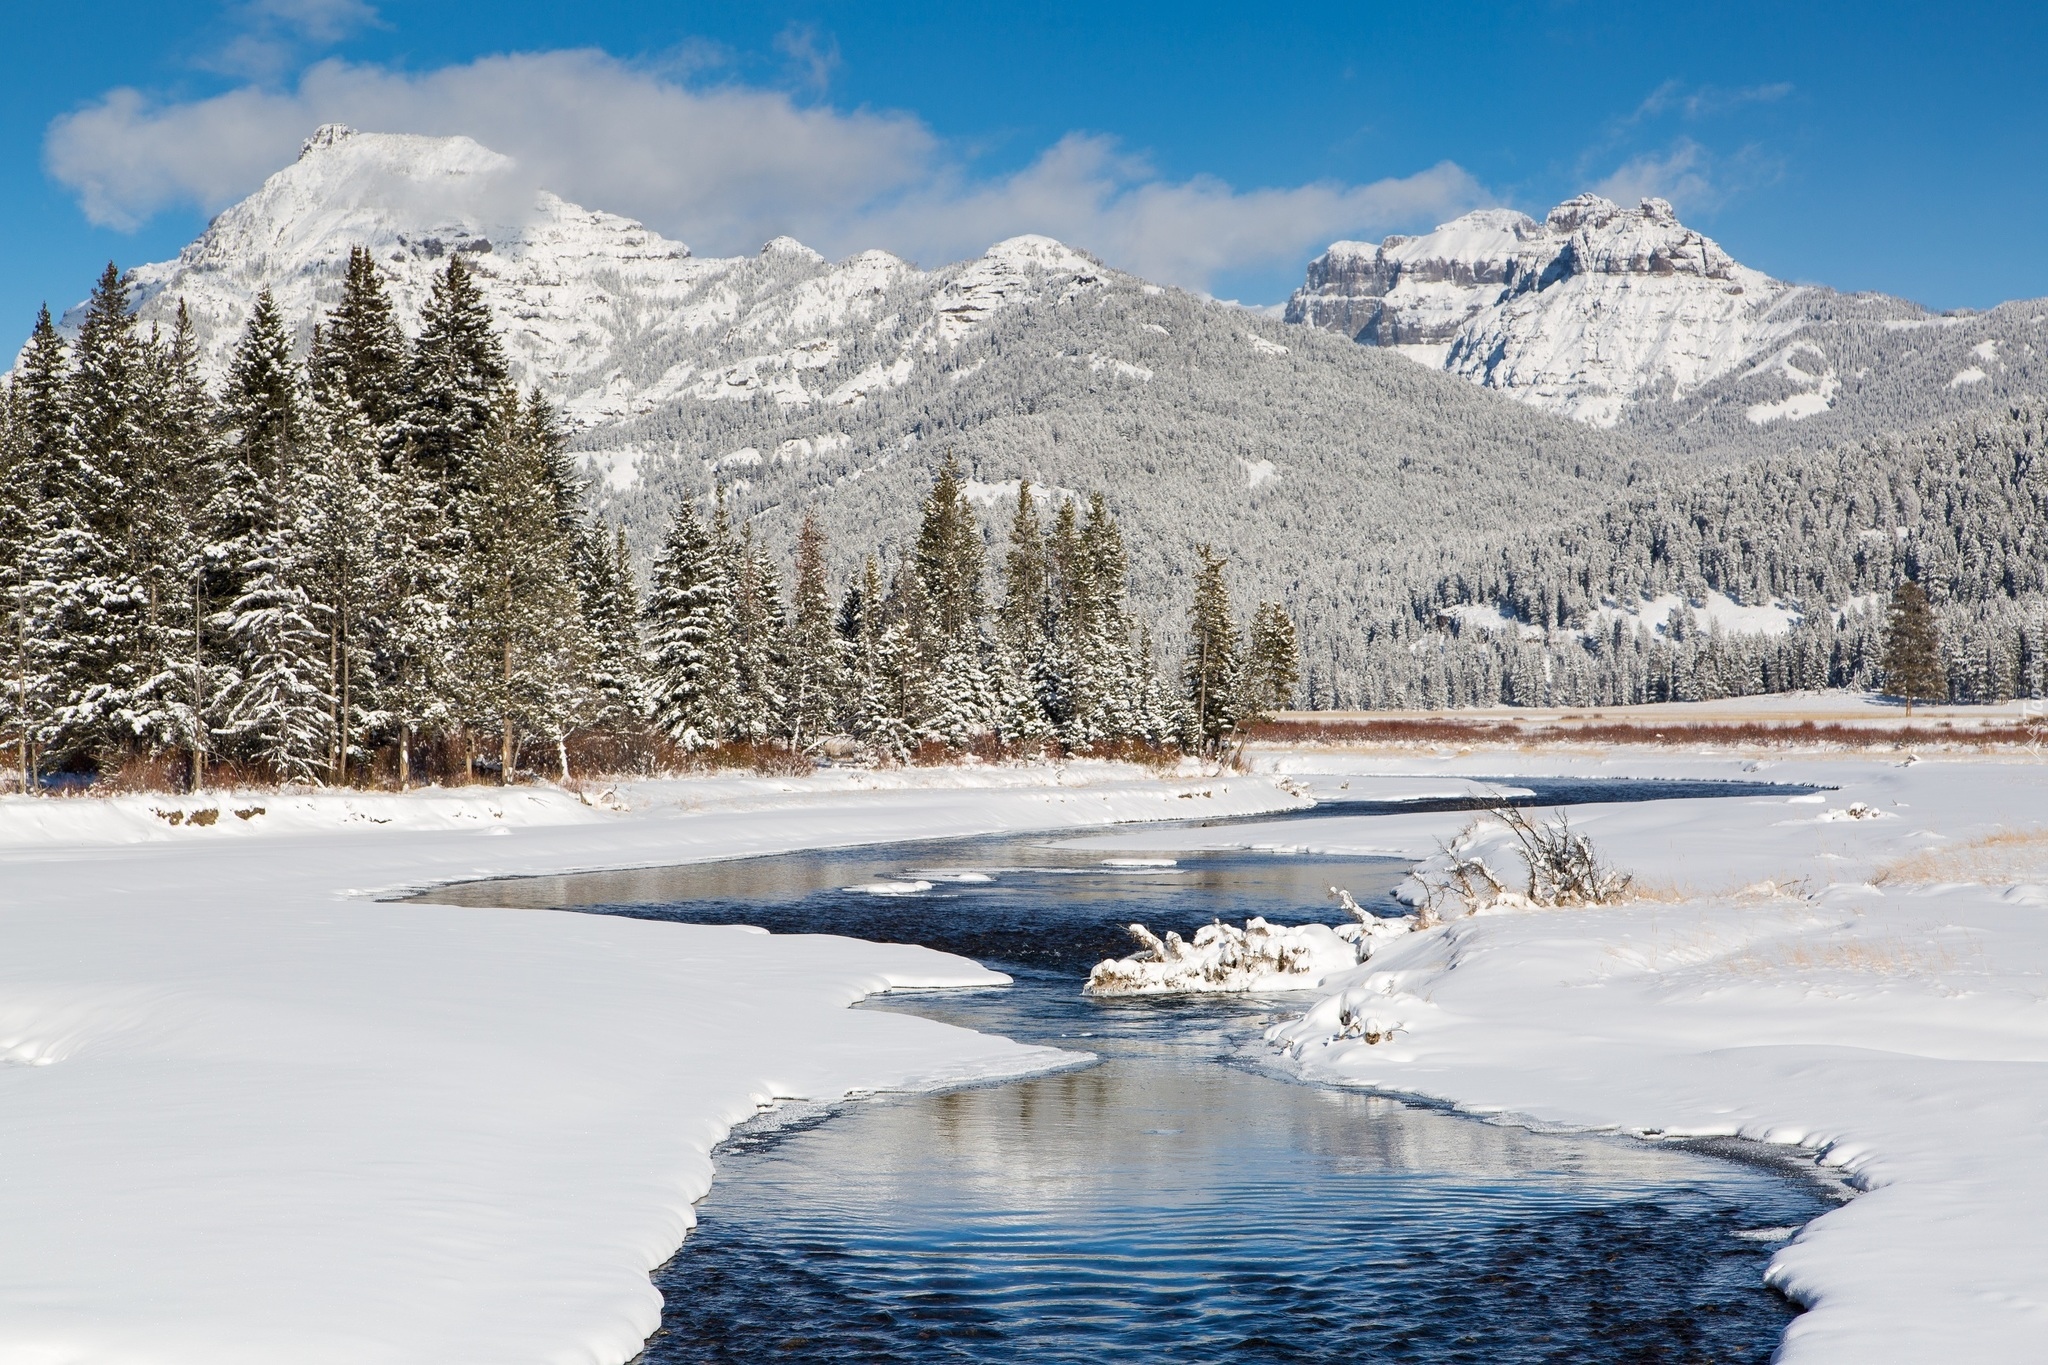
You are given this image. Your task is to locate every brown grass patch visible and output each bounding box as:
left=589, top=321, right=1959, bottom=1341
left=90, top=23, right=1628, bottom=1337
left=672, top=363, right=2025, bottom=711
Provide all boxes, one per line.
left=1247, top=716, right=2048, bottom=752
left=1876, top=827, right=2048, bottom=886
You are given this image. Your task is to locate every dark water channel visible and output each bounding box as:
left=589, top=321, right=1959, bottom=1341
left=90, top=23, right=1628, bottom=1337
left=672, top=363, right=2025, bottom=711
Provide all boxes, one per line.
left=441, top=778, right=1836, bottom=1362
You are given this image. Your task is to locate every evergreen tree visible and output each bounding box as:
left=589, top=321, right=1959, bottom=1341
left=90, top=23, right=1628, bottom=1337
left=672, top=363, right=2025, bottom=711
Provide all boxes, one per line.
left=125, top=305, right=217, bottom=778
left=1243, top=602, right=1301, bottom=721
left=731, top=524, right=785, bottom=742
left=908, top=456, right=990, bottom=741
left=0, top=307, right=67, bottom=788
left=913, top=454, right=986, bottom=642
left=576, top=523, right=650, bottom=732
left=837, top=554, right=888, bottom=741
left=1881, top=580, right=1946, bottom=712
left=303, top=383, right=384, bottom=782
left=400, top=255, right=507, bottom=492
left=211, top=292, right=329, bottom=783
left=318, top=246, right=408, bottom=441
left=993, top=484, right=1054, bottom=744
left=371, top=443, right=461, bottom=787
left=42, top=264, right=154, bottom=768
left=780, top=513, right=840, bottom=749
left=998, top=484, right=1050, bottom=657
left=1183, top=545, right=1242, bottom=752
left=1067, top=494, right=1135, bottom=744
left=644, top=496, right=735, bottom=748
left=525, top=392, right=584, bottom=533
left=456, top=390, right=592, bottom=781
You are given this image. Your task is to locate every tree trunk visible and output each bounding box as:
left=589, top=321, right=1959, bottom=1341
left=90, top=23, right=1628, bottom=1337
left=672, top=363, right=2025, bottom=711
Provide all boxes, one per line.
left=189, top=571, right=205, bottom=793
left=398, top=727, right=411, bottom=791
left=501, top=638, right=514, bottom=784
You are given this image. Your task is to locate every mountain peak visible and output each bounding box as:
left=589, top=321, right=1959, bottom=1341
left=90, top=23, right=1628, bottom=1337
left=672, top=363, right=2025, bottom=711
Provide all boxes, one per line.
left=299, top=123, right=358, bottom=159
left=1287, top=192, right=1786, bottom=424
left=761, top=236, right=826, bottom=263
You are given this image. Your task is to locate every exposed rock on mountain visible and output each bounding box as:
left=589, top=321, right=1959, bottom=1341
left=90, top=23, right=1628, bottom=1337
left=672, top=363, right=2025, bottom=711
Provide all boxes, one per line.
left=1287, top=194, right=2047, bottom=437
left=1290, top=195, right=1790, bottom=424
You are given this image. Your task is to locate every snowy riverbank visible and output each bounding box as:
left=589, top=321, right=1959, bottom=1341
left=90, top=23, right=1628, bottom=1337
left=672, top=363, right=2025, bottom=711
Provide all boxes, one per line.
left=1073, top=746, right=2048, bottom=1364
left=0, top=762, right=1303, bottom=1364
left=8, top=745, right=2046, bottom=1362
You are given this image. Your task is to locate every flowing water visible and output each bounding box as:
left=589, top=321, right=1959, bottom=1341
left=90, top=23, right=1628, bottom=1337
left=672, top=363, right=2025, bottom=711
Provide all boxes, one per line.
left=438, top=778, right=1837, bottom=1362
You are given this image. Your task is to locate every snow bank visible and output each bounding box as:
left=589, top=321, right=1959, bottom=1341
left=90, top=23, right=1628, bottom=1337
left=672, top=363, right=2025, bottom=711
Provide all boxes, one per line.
left=1151, top=747, right=2048, bottom=1365
left=0, top=763, right=1305, bottom=1363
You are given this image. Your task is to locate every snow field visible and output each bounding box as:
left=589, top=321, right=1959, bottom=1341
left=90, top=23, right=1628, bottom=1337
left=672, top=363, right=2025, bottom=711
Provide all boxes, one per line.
left=0, top=763, right=1304, bottom=1364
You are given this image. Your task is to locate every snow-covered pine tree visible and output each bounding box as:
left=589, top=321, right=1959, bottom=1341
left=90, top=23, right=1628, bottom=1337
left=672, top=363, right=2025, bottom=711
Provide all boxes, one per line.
left=780, top=513, right=840, bottom=749
left=644, top=496, right=736, bottom=749
left=872, top=558, right=934, bottom=756
left=992, top=484, right=1053, bottom=744
left=304, top=345, right=386, bottom=783
left=1041, top=494, right=1084, bottom=733
left=524, top=392, right=584, bottom=534
left=400, top=255, right=506, bottom=494
left=575, top=522, right=650, bottom=733
left=1068, top=494, right=1138, bottom=744
left=1243, top=602, right=1301, bottom=721
left=0, top=307, right=67, bottom=788
left=1882, top=581, right=1946, bottom=712
left=211, top=291, right=331, bottom=784
left=41, top=265, right=160, bottom=770
left=371, top=442, right=461, bottom=787
left=124, top=304, right=219, bottom=781
left=456, top=389, right=592, bottom=782
left=910, top=455, right=991, bottom=742
left=998, top=484, right=1050, bottom=657
left=1183, top=545, right=1242, bottom=753
left=319, top=246, right=409, bottom=446
left=731, top=524, right=785, bottom=743
left=836, top=554, right=888, bottom=741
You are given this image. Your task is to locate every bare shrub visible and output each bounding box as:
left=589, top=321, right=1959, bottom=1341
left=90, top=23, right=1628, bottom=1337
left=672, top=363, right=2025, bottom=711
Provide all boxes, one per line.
left=1410, top=808, right=1633, bottom=916
left=1495, top=807, right=1634, bottom=906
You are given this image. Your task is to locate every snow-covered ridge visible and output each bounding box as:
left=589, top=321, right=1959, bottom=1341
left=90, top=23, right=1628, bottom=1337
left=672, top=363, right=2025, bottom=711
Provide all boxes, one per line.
left=1287, top=194, right=1790, bottom=426
left=78, top=129, right=1113, bottom=442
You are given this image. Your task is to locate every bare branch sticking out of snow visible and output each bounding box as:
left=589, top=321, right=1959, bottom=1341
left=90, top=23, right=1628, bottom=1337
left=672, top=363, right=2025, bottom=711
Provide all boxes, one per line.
left=1399, top=809, right=1634, bottom=918
left=1084, top=887, right=1413, bottom=995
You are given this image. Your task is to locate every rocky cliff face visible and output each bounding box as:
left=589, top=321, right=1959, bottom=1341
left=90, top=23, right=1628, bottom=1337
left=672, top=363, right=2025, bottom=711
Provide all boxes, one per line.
left=1289, top=192, right=2047, bottom=440
left=1288, top=194, right=1792, bottom=424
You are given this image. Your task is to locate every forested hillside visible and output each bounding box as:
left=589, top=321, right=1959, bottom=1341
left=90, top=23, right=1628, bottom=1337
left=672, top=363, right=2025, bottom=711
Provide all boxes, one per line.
left=1345, top=406, right=2048, bottom=708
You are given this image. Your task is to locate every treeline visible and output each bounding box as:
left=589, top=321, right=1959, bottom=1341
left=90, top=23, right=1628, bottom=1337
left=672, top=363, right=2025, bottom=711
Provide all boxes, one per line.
left=1320, top=405, right=2048, bottom=709
left=0, top=256, right=1299, bottom=791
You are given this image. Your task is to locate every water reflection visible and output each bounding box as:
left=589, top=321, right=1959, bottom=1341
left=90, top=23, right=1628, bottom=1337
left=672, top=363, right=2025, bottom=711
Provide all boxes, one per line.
left=434, top=779, right=1833, bottom=1363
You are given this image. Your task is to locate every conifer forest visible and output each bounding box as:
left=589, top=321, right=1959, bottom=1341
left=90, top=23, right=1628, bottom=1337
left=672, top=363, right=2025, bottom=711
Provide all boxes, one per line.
left=0, top=256, right=1299, bottom=789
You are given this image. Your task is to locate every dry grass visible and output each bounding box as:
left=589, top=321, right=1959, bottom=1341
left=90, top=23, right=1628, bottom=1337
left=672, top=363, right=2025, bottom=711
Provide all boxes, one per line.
left=1876, top=827, right=2048, bottom=886
left=1722, top=935, right=1978, bottom=980
left=1248, top=715, right=2048, bottom=752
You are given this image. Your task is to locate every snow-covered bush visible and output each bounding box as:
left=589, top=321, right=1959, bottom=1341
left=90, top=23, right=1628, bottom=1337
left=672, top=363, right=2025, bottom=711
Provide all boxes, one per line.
left=1085, top=887, right=1411, bottom=995
left=1400, top=808, right=1633, bottom=918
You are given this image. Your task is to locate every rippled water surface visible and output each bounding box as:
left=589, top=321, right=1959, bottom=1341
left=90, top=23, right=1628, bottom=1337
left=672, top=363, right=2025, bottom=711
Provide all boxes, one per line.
left=441, top=778, right=1835, bottom=1362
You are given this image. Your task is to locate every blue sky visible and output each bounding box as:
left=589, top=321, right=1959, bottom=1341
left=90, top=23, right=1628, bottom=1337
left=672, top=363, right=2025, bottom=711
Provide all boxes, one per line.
left=6, top=2, right=2047, bottom=330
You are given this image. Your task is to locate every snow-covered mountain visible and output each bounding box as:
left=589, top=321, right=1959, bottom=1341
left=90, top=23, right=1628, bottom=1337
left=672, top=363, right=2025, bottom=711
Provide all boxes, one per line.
left=54, top=127, right=2048, bottom=707
left=1286, top=194, right=2047, bottom=435
left=107, top=124, right=1113, bottom=433
left=81, top=126, right=1649, bottom=705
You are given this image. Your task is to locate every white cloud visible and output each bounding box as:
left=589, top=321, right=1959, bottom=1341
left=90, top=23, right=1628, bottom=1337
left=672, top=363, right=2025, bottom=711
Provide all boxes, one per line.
left=203, top=0, right=381, bottom=80
left=42, top=49, right=1487, bottom=293
left=848, top=134, right=1483, bottom=287
left=1630, top=80, right=1794, bottom=123
left=1593, top=137, right=1782, bottom=217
